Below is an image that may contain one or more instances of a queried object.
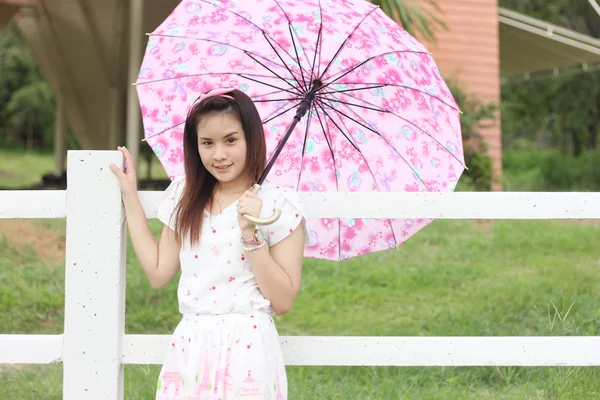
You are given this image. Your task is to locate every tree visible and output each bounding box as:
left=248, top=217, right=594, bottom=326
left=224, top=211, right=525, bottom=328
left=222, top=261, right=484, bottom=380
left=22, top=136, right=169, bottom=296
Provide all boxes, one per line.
left=370, top=0, right=446, bottom=43
left=500, top=0, right=600, bottom=156
left=500, top=0, right=600, bottom=37
left=0, top=23, right=55, bottom=149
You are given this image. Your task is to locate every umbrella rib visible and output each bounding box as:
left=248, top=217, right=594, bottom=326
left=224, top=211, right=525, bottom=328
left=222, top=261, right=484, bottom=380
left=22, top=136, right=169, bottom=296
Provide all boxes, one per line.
left=318, top=99, right=400, bottom=248
left=143, top=121, right=184, bottom=141
left=318, top=5, right=379, bottom=80
left=321, top=50, right=431, bottom=88
left=238, top=74, right=300, bottom=95
left=313, top=101, right=360, bottom=153
left=253, top=97, right=305, bottom=103
left=296, top=105, right=315, bottom=191
left=146, top=34, right=297, bottom=82
left=318, top=95, right=431, bottom=191
left=313, top=103, right=340, bottom=193
left=312, top=19, right=323, bottom=84
left=135, top=72, right=295, bottom=88
left=313, top=105, right=343, bottom=260
left=197, top=0, right=311, bottom=78
left=252, top=88, right=292, bottom=96
left=141, top=96, right=301, bottom=144
left=258, top=33, right=306, bottom=91
left=288, top=24, right=307, bottom=89
left=332, top=91, right=466, bottom=168
left=243, top=51, right=304, bottom=93
left=315, top=0, right=324, bottom=78
left=272, top=0, right=312, bottom=88
left=316, top=99, right=399, bottom=192
left=322, top=83, right=461, bottom=112
left=318, top=96, right=388, bottom=113
left=250, top=88, right=298, bottom=99
left=261, top=101, right=303, bottom=125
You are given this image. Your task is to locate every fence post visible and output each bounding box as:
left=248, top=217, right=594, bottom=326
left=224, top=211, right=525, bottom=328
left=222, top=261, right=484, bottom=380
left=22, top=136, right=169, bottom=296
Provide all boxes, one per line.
left=62, top=150, right=126, bottom=400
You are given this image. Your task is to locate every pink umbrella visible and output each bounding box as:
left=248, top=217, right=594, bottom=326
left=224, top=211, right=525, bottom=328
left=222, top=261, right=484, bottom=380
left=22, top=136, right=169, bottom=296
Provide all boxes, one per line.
left=135, top=0, right=465, bottom=261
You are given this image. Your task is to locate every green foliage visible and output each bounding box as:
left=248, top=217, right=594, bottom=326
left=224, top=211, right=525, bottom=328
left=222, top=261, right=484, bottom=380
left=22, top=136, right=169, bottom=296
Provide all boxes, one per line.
left=3, top=215, right=600, bottom=398
left=462, top=149, right=493, bottom=191
left=539, top=149, right=600, bottom=191
left=446, top=80, right=497, bottom=191
left=370, top=0, right=447, bottom=43
left=0, top=23, right=55, bottom=150
left=503, top=146, right=600, bottom=191
left=500, top=0, right=600, bottom=159
left=502, top=73, right=600, bottom=158
left=499, top=0, right=600, bottom=37
left=6, top=80, right=55, bottom=147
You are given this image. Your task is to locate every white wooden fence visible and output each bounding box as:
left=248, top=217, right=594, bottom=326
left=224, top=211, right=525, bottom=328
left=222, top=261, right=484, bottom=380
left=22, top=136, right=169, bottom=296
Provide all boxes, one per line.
left=1, top=150, right=600, bottom=400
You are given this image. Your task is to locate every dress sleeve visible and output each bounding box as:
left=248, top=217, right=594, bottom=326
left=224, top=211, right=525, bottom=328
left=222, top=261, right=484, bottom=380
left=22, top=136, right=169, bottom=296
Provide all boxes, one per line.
left=263, top=187, right=308, bottom=247
left=156, top=176, right=185, bottom=231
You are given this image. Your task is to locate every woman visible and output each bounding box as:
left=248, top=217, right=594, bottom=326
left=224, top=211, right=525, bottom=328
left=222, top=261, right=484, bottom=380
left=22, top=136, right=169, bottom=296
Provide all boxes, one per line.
left=110, top=88, right=306, bottom=399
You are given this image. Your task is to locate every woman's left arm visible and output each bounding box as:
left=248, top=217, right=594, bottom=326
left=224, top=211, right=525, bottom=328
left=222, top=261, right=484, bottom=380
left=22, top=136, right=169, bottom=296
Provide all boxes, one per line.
left=237, top=188, right=305, bottom=315
left=243, top=226, right=305, bottom=315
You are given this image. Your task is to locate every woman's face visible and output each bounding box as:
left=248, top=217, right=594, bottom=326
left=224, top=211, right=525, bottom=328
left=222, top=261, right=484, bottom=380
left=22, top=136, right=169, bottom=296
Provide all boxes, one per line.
left=196, top=113, right=248, bottom=186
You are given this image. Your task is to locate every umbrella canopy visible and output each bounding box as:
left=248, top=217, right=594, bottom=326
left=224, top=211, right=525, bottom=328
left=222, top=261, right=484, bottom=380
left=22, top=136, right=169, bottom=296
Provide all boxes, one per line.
left=135, top=0, right=465, bottom=261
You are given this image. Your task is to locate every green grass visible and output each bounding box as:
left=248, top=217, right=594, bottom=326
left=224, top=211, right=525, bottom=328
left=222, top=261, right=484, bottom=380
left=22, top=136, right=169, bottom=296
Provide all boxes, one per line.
left=2, top=149, right=600, bottom=399
left=0, top=150, right=57, bottom=189
left=2, top=217, right=600, bottom=399
left=501, top=146, right=600, bottom=192
left=0, top=149, right=168, bottom=189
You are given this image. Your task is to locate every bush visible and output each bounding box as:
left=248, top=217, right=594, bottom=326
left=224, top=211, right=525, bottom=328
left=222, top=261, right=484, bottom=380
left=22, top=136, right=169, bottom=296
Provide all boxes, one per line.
left=539, top=149, right=600, bottom=191
left=503, top=147, right=600, bottom=191
left=461, top=148, right=493, bottom=191
left=446, top=79, right=497, bottom=191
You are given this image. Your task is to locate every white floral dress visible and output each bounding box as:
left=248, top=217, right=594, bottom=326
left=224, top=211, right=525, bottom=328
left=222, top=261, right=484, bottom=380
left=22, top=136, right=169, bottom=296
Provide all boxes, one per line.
left=154, top=176, right=306, bottom=400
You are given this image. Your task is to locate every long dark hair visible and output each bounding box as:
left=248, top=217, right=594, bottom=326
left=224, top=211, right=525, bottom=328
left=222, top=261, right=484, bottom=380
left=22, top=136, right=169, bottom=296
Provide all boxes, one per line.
left=174, top=89, right=267, bottom=244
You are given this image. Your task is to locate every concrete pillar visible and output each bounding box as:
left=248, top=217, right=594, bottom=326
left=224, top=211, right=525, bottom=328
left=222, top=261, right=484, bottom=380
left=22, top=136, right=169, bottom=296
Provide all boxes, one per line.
left=108, top=88, right=123, bottom=150
left=54, top=90, right=66, bottom=175
left=62, top=150, right=126, bottom=400
left=125, top=0, right=144, bottom=173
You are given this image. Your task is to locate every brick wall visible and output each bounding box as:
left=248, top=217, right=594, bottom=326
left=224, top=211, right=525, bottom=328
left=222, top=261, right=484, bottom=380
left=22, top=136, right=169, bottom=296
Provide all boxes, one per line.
left=425, top=0, right=503, bottom=190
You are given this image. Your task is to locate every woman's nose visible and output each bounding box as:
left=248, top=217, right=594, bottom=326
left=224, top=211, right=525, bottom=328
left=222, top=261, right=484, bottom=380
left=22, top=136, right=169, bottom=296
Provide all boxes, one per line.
left=213, top=145, right=227, bottom=160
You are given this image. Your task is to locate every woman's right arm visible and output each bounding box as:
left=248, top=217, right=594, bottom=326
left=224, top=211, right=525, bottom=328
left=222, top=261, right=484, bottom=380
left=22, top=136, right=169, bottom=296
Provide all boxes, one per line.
left=110, top=146, right=180, bottom=289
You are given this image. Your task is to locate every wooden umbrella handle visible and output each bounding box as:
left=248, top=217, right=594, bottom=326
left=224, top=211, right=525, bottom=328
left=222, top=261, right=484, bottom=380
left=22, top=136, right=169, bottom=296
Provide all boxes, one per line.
left=242, top=184, right=281, bottom=225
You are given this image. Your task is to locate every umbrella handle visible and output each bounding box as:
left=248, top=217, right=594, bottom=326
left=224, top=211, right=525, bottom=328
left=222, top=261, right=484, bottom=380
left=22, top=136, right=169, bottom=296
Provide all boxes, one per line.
left=242, top=184, right=281, bottom=225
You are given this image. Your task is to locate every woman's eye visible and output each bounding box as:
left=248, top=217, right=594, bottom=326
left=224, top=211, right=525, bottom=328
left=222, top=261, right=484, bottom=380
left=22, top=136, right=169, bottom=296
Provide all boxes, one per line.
left=227, top=138, right=237, bottom=144
left=202, top=141, right=212, bottom=146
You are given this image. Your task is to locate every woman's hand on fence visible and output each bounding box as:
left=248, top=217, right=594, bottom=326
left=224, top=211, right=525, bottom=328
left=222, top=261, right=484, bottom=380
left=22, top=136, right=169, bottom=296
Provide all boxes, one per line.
left=109, top=146, right=138, bottom=198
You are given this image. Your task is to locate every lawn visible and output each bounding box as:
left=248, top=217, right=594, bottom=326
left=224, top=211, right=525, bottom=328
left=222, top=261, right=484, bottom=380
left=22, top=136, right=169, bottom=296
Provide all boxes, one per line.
left=0, top=149, right=168, bottom=189
left=1, top=151, right=600, bottom=399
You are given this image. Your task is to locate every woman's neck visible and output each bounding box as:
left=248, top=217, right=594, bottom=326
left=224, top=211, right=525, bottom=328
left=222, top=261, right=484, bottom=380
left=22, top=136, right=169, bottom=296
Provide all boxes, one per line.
left=215, top=176, right=252, bottom=196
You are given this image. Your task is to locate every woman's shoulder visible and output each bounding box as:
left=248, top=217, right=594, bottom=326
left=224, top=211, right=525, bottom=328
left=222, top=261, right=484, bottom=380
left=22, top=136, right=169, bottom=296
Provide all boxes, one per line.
left=256, top=180, right=296, bottom=200
left=256, top=181, right=308, bottom=247
left=157, top=176, right=186, bottom=230
left=170, top=175, right=186, bottom=188
left=164, top=175, right=186, bottom=197
left=256, top=181, right=304, bottom=211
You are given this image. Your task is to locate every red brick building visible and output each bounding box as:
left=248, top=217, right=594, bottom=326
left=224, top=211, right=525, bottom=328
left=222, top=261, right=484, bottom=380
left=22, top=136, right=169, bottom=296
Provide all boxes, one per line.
left=424, top=1, right=600, bottom=189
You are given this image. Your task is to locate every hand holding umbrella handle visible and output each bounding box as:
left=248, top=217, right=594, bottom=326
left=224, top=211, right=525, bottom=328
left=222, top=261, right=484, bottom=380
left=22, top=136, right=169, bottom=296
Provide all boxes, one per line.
left=242, top=184, right=281, bottom=225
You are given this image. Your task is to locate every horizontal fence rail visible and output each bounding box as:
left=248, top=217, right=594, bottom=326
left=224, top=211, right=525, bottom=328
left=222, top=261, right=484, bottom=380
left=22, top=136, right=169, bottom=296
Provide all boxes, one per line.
left=3, top=190, right=600, bottom=220
left=4, top=334, right=600, bottom=367
left=0, top=190, right=66, bottom=218
left=1, top=150, right=600, bottom=400
left=0, top=334, right=63, bottom=364
left=122, top=335, right=600, bottom=367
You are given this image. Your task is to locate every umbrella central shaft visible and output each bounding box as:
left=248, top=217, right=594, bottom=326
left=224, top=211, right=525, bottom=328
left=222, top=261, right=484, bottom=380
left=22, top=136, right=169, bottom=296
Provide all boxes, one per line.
left=294, top=79, right=323, bottom=121
left=257, top=79, right=323, bottom=186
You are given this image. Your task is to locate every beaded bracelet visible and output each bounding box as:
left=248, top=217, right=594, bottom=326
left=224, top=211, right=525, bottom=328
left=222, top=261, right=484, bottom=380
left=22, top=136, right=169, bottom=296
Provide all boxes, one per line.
left=241, top=236, right=255, bottom=244
left=244, top=240, right=266, bottom=252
